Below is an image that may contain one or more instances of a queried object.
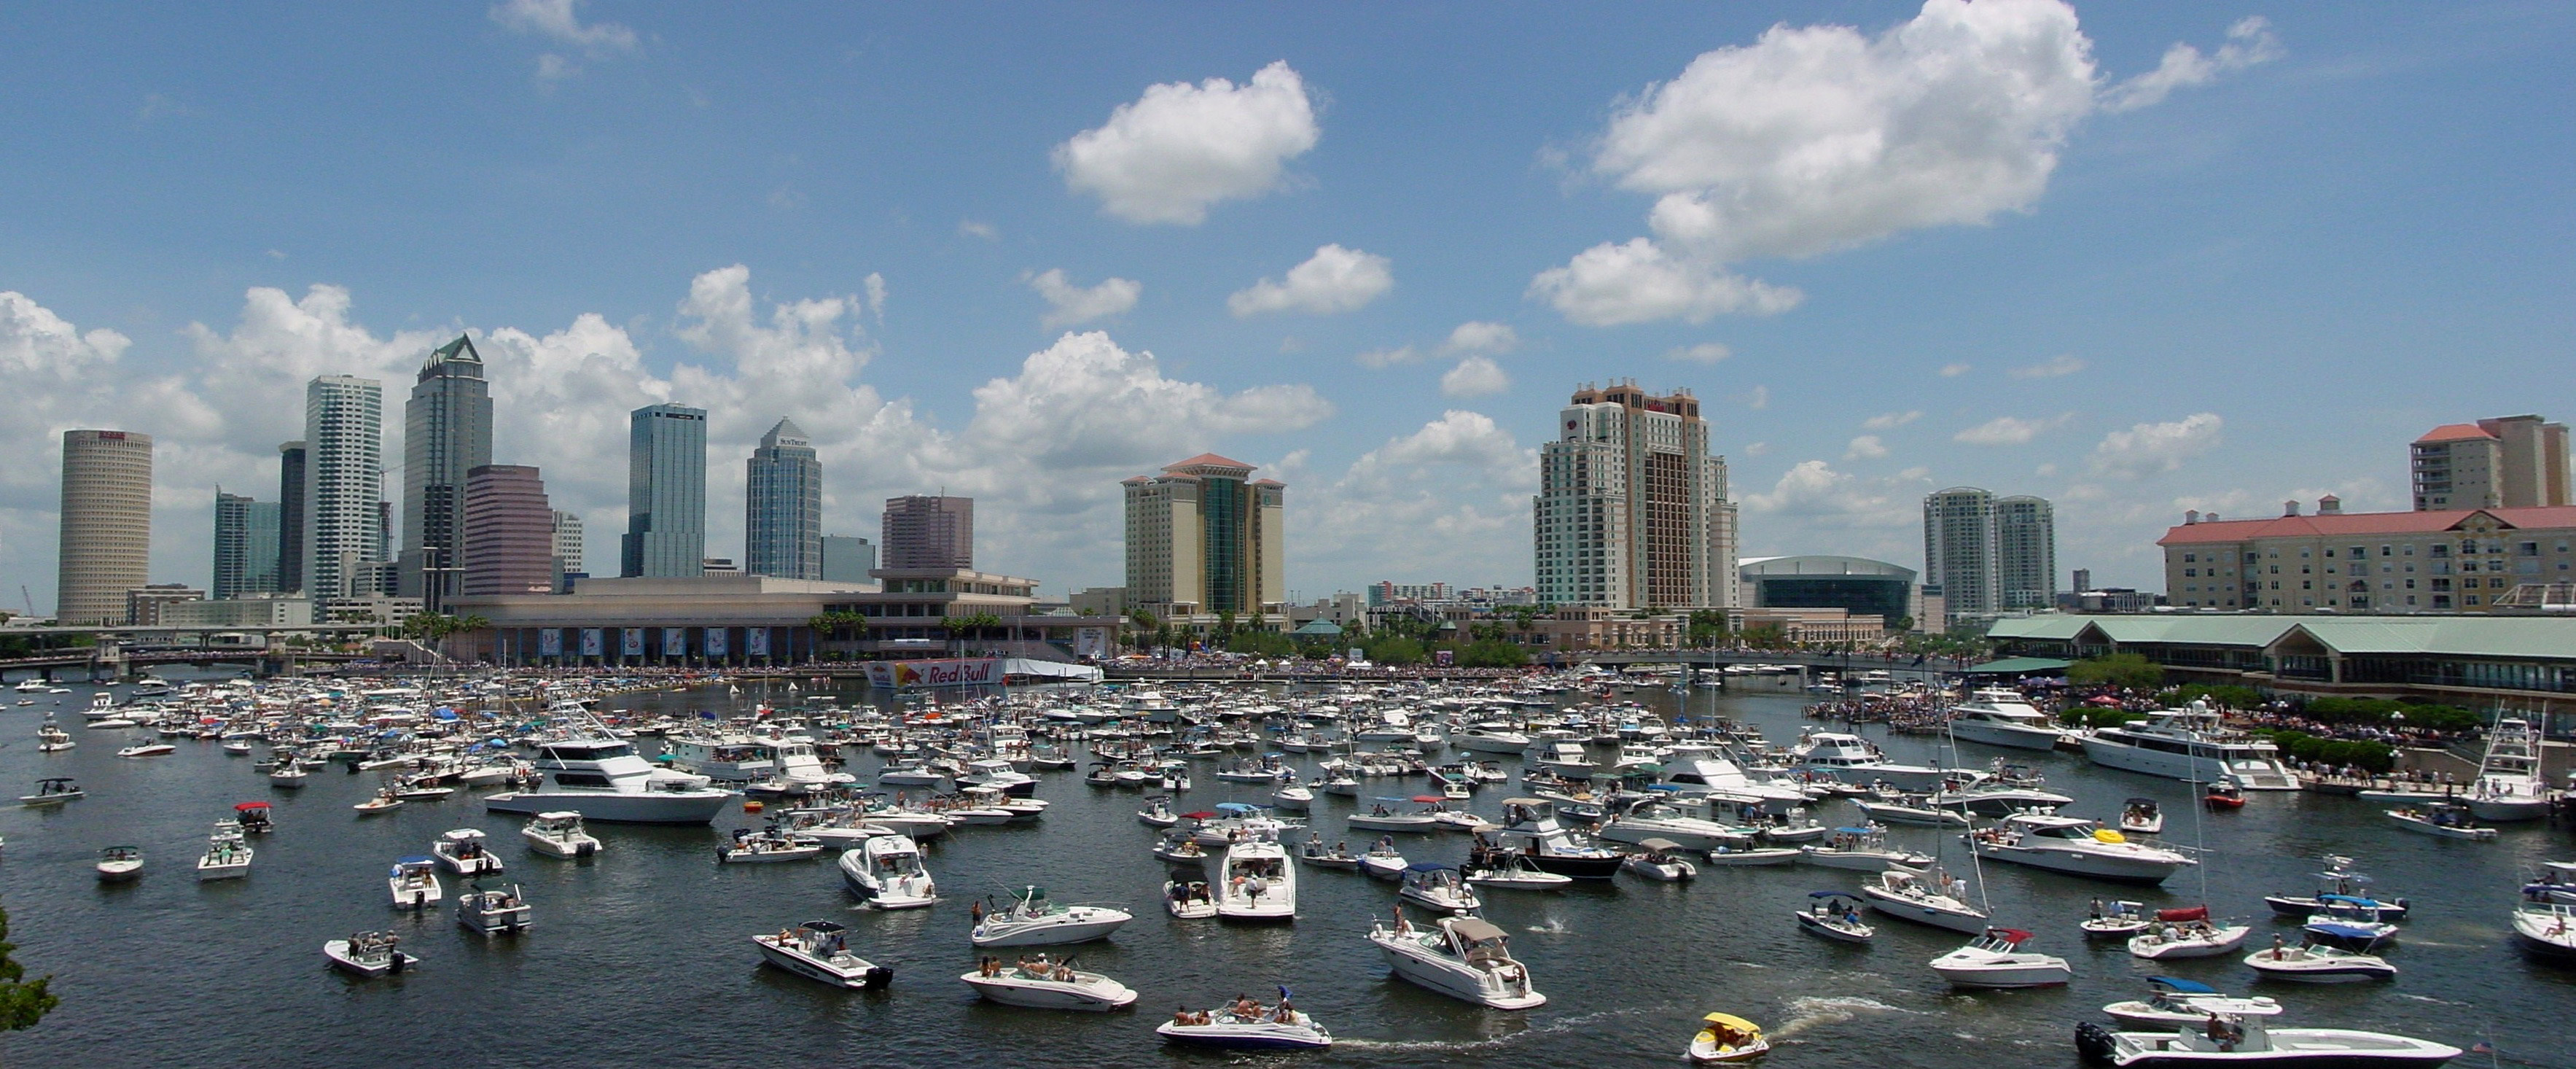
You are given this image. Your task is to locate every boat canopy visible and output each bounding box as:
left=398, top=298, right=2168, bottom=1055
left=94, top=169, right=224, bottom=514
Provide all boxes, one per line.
left=395, top=855, right=435, bottom=864
left=1214, top=802, right=1262, bottom=813
left=1448, top=917, right=1507, bottom=942
left=1986, top=928, right=2032, bottom=943
left=1808, top=890, right=1859, bottom=899
left=1832, top=826, right=1875, bottom=835
left=233, top=801, right=270, bottom=812
left=2156, top=906, right=2210, bottom=922
left=1701, top=1012, right=1761, bottom=1033
left=2317, top=893, right=2382, bottom=907
left=2148, top=976, right=2219, bottom=994
left=1410, top=795, right=1446, bottom=803
left=1636, top=838, right=1684, bottom=852
left=1403, top=861, right=1455, bottom=873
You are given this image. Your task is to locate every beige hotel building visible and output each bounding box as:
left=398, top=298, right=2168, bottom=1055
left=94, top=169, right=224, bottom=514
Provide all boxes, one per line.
left=2161, top=497, right=2576, bottom=613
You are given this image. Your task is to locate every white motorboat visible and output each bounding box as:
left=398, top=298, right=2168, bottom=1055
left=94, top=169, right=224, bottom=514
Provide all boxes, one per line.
left=2120, top=798, right=2166, bottom=835
left=2101, top=977, right=2280, bottom=1028
left=1598, top=796, right=1755, bottom=852
left=2464, top=713, right=2552, bottom=822
left=1861, top=865, right=1990, bottom=933
left=1366, top=914, right=1545, bottom=1010
left=1792, top=731, right=1955, bottom=792
left=21, top=777, right=83, bottom=806
left=1946, top=688, right=2072, bottom=750
left=323, top=933, right=418, bottom=978
left=1967, top=813, right=2198, bottom=885
left=1359, top=843, right=1408, bottom=880
left=1211, top=839, right=1296, bottom=921
left=1851, top=796, right=1971, bottom=828
left=1655, top=744, right=1814, bottom=812
left=2264, top=858, right=2409, bottom=920
left=2075, top=1019, right=2461, bottom=1068
left=754, top=920, right=890, bottom=989
left=1165, top=878, right=1218, bottom=919
left=394, top=782, right=455, bottom=801
left=1137, top=796, right=1179, bottom=827
left=2128, top=907, right=2253, bottom=960
left=1153, top=835, right=1210, bottom=866
left=1687, top=1013, right=1772, bottom=1064
left=521, top=811, right=601, bottom=858
left=353, top=788, right=405, bottom=815
left=1271, top=782, right=1314, bottom=811
left=1158, top=1005, right=1332, bottom=1051
left=115, top=742, right=176, bottom=758
left=432, top=828, right=507, bottom=876
left=2084, top=900, right=2154, bottom=938
left=484, top=734, right=736, bottom=825
left=2383, top=804, right=2497, bottom=841
left=388, top=857, right=444, bottom=909
left=840, top=835, right=937, bottom=909
left=970, top=886, right=1133, bottom=946
left=456, top=881, right=534, bottom=936
left=1467, top=850, right=1574, bottom=891
left=195, top=835, right=252, bottom=881
left=1800, top=825, right=1935, bottom=870
left=95, top=845, right=143, bottom=882
left=35, top=722, right=74, bottom=752
left=1620, top=839, right=1700, bottom=882
left=1521, top=736, right=1594, bottom=775
left=2510, top=901, right=2576, bottom=961
left=1795, top=891, right=1875, bottom=943
left=268, top=765, right=308, bottom=789
left=2300, top=896, right=2401, bottom=951
left=1297, top=840, right=1360, bottom=872
left=1701, top=844, right=1800, bottom=866
left=1398, top=863, right=1482, bottom=914
left=1348, top=801, right=1443, bottom=833
left=1930, top=927, right=2072, bottom=988
left=1491, top=797, right=1625, bottom=880
left=959, top=955, right=1138, bottom=1011
left=2243, top=938, right=2396, bottom=983
left=717, top=828, right=826, bottom=863
left=1453, top=725, right=1531, bottom=755
left=2080, top=702, right=2298, bottom=790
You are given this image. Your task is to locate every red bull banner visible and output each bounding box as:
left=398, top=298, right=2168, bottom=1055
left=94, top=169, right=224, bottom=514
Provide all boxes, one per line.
left=864, top=658, right=1003, bottom=688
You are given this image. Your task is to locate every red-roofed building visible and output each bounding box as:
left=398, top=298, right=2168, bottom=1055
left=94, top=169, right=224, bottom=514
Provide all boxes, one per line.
left=2161, top=499, right=2576, bottom=613
left=2411, top=414, right=2567, bottom=511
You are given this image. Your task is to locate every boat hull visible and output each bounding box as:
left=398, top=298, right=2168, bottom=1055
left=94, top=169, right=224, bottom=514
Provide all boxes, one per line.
left=1155, top=1022, right=1331, bottom=1050
left=960, top=973, right=1136, bottom=1011
left=970, top=914, right=1131, bottom=947
left=1369, top=938, right=1546, bottom=1009
left=1972, top=844, right=2191, bottom=886
left=485, top=789, right=733, bottom=825
left=1860, top=888, right=1988, bottom=933
left=1948, top=721, right=2067, bottom=751
left=755, top=939, right=889, bottom=989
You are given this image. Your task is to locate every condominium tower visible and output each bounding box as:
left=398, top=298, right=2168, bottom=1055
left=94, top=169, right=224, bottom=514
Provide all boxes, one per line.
left=461, top=464, right=555, bottom=596
left=883, top=495, right=973, bottom=570
left=621, top=403, right=707, bottom=578
left=56, top=429, right=153, bottom=625
left=399, top=335, right=494, bottom=607
left=304, top=376, right=384, bottom=602
left=745, top=417, right=822, bottom=580
left=1533, top=382, right=1738, bottom=610
left=212, top=490, right=281, bottom=600
left=276, top=440, right=307, bottom=594
left=1123, top=454, right=1284, bottom=616
left=1922, top=487, right=2056, bottom=621
left=551, top=510, right=584, bottom=580
left=2411, top=415, right=2570, bottom=510
left=1995, top=495, right=2058, bottom=610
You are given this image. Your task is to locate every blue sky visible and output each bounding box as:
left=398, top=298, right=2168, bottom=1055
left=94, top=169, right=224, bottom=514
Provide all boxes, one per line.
left=2, top=1, right=2569, bottom=611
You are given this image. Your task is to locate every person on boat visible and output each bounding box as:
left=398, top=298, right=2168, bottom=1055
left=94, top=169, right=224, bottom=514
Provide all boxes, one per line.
left=2088, top=897, right=2106, bottom=920
left=1271, top=999, right=1297, bottom=1024
left=969, top=898, right=985, bottom=924
left=2269, top=933, right=2287, bottom=959
left=1232, top=993, right=1260, bottom=1019
left=1174, top=1006, right=1193, bottom=1027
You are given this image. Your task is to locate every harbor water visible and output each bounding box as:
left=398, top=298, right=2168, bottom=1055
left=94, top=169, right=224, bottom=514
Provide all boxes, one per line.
left=2, top=675, right=2569, bottom=1068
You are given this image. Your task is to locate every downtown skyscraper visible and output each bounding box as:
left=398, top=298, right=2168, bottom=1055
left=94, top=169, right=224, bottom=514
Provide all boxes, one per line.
left=1532, top=382, right=1737, bottom=610
left=744, top=417, right=821, bottom=580
left=212, top=489, right=281, bottom=600
left=1122, top=455, right=1283, bottom=615
left=1922, top=486, right=2056, bottom=622
left=621, top=403, right=706, bottom=578
left=882, top=494, right=974, bottom=570
left=304, top=375, right=383, bottom=602
left=56, top=429, right=153, bottom=625
left=399, top=335, right=493, bottom=609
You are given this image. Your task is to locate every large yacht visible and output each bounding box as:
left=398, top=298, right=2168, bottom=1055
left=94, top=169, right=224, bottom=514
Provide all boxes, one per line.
left=1789, top=731, right=1958, bottom=791
left=1489, top=798, right=1624, bottom=879
left=2079, top=701, right=2298, bottom=790
left=1945, top=688, right=2072, bottom=751
left=1965, top=812, right=2197, bottom=885
left=485, top=737, right=737, bottom=824
left=1654, top=743, right=1814, bottom=812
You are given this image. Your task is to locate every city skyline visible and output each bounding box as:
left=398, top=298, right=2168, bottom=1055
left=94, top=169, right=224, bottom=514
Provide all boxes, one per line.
left=3, top=4, right=2571, bottom=610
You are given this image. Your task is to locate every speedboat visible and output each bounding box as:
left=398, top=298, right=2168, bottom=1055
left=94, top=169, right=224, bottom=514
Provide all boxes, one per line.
left=1701, top=844, right=1800, bottom=866
left=1271, top=782, right=1314, bottom=811
left=754, top=920, right=890, bottom=989
left=35, top=721, right=74, bottom=752
left=1946, top=688, right=2071, bottom=751
left=1365, top=913, right=1546, bottom=1009
left=1153, top=834, right=1209, bottom=866
left=2102, top=977, right=2280, bottom=1028
left=2129, top=906, right=2252, bottom=960
left=2510, top=900, right=2576, bottom=961
left=2300, top=897, right=2399, bottom=951
left=1469, top=851, right=1576, bottom=890
left=115, top=742, right=176, bottom=758
left=195, top=833, right=252, bottom=882
left=95, top=845, right=143, bottom=882
left=21, top=777, right=83, bottom=806
left=324, top=933, right=418, bottom=978
left=1158, top=1003, right=1332, bottom=1051
left=1861, top=865, right=1989, bottom=933
left=2084, top=900, right=2154, bottom=938
left=959, top=955, right=1137, bottom=1011
left=268, top=764, right=308, bottom=789
left=2264, top=858, right=2408, bottom=920
left=1212, top=838, right=1296, bottom=921
left=1397, top=863, right=1481, bottom=914
left=717, top=828, right=825, bottom=863
left=2120, top=798, right=2166, bottom=835
left=1359, top=842, right=1409, bottom=881
left=970, top=886, right=1133, bottom=946
left=1687, top=1012, right=1771, bottom=1064
left=432, top=828, right=506, bottom=876
left=1800, top=825, right=1934, bottom=871
left=1930, top=928, right=2072, bottom=988
left=353, top=788, right=405, bottom=815
left=1297, top=840, right=1360, bottom=872
left=839, top=835, right=937, bottom=909
left=2384, top=804, right=2497, bottom=841
left=1165, top=878, right=1217, bottom=919
left=2075, top=1019, right=2461, bottom=1068
left=484, top=732, right=736, bottom=825
left=2080, top=702, right=2298, bottom=790
left=1137, top=796, right=1179, bottom=827
left=1795, top=891, right=1875, bottom=943
left=2243, top=938, right=2395, bottom=983
left=1619, top=839, right=1699, bottom=882
left=521, top=811, right=601, bottom=858
left=1851, top=796, right=1971, bottom=828
left=388, top=857, right=444, bottom=909
left=1967, top=813, right=2197, bottom=885
left=1349, top=801, right=1442, bottom=833
left=456, top=881, right=534, bottom=936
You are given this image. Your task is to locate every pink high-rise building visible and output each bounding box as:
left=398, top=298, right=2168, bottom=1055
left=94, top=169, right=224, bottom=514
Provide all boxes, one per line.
left=462, top=464, right=555, bottom=596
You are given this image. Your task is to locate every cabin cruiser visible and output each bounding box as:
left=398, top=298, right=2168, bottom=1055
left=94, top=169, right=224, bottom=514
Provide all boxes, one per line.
left=521, top=812, right=601, bottom=858
left=1861, top=865, right=1988, bottom=933
left=35, top=720, right=73, bottom=752
left=1366, top=914, right=1545, bottom=1009
left=324, top=932, right=418, bottom=978
left=1211, top=837, right=1295, bottom=921
left=662, top=731, right=778, bottom=783
left=2080, top=702, right=2298, bottom=790
left=1271, top=781, right=1314, bottom=811
left=1521, top=734, right=1595, bottom=775
left=388, top=857, right=444, bottom=909
left=1946, top=688, right=2072, bottom=750
left=1490, top=798, right=1624, bottom=879
left=485, top=736, right=735, bottom=825
left=1799, top=825, right=1934, bottom=871
left=754, top=920, right=890, bottom=989
left=1967, top=813, right=2198, bottom=885
left=2243, top=937, right=2396, bottom=982
left=1397, top=863, right=1481, bottom=914
left=1930, top=928, right=2072, bottom=988
left=456, top=881, right=534, bottom=935
left=839, top=835, right=937, bottom=909
left=1158, top=1002, right=1332, bottom=1051
left=1932, top=780, right=2075, bottom=817
left=432, top=828, right=506, bottom=876
left=2465, top=713, right=2551, bottom=821
left=1791, top=731, right=1957, bottom=792
left=969, top=886, right=1133, bottom=946
left=1453, top=724, right=1531, bottom=755
left=2076, top=1019, right=2462, bottom=1068
left=2101, top=977, right=2280, bottom=1028
left=959, top=954, right=1138, bottom=1011
left=958, top=758, right=1039, bottom=798
left=1597, top=796, right=1755, bottom=853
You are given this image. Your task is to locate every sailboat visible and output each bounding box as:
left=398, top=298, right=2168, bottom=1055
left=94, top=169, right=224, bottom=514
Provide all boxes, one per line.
left=2127, top=777, right=2249, bottom=960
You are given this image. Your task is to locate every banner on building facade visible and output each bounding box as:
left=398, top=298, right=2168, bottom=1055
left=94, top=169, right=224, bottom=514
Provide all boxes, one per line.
left=746, top=627, right=770, bottom=657
left=1074, top=628, right=1108, bottom=658
left=864, top=658, right=1002, bottom=688
left=663, top=627, right=687, bottom=656
left=579, top=628, right=604, bottom=657
left=537, top=629, right=563, bottom=657
left=621, top=628, right=644, bottom=656
left=1434, top=649, right=1454, bottom=667
left=704, top=629, right=728, bottom=657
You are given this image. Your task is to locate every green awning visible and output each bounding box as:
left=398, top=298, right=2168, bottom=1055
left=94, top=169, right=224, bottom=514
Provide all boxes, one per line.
left=1959, top=657, right=2073, bottom=675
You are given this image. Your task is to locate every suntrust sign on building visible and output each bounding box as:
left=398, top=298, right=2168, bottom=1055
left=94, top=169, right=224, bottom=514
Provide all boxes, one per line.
left=864, top=658, right=1002, bottom=688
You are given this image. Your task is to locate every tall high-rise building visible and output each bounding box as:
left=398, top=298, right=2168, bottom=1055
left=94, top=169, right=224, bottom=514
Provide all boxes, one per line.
left=621, top=403, right=707, bottom=578
left=304, top=375, right=384, bottom=604
left=212, top=490, right=281, bottom=600
left=1994, top=495, right=2058, bottom=610
left=745, top=417, right=821, bottom=579
left=882, top=494, right=973, bottom=570
left=2411, top=414, right=2570, bottom=510
left=1923, top=487, right=1998, bottom=621
left=56, top=429, right=153, bottom=625
left=399, top=335, right=494, bottom=607
left=821, top=534, right=876, bottom=583
left=1122, top=454, right=1284, bottom=615
left=461, top=464, right=555, bottom=596
left=550, top=510, right=584, bottom=574
left=1532, top=382, right=1737, bottom=610
left=276, top=440, right=307, bottom=594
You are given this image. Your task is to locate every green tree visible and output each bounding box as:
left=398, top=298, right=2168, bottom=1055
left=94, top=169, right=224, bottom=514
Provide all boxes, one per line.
left=1685, top=609, right=1730, bottom=648
left=2068, top=653, right=2164, bottom=691
left=0, top=903, right=58, bottom=1036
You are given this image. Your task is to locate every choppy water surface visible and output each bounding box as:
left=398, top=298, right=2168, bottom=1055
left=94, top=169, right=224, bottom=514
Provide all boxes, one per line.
left=1, top=675, right=2568, bottom=1068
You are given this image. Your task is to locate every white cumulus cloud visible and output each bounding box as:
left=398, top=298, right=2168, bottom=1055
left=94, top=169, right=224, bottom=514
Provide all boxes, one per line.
left=1954, top=413, right=2071, bottom=446
left=2102, top=17, right=2283, bottom=112
left=1440, top=321, right=1519, bottom=356
left=1354, top=346, right=1418, bottom=370
left=1296, top=411, right=1537, bottom=586
left=1862, top=410, right=1921, bottom=430
left=1227, top=244, right=1393, bottom=316
left=1027, top=269, right=1141, bottom=329
left=1662, top=342, right=1733, bottom=364
left=1440, top=356, right=1511, bottom=398
left=2091, top=412, right=2224, bottom=478
left=1940, top=362, right=1972, bottom=377
left=1845, top=435, right=1889, bottom=460
left=1055, top=61, right=1319, bottom=225
left=1528, top=237, right=1800, bottom=326
left=2008, top=354, right=2085, bottom=378
left=491, top=0, right=638, bottom=79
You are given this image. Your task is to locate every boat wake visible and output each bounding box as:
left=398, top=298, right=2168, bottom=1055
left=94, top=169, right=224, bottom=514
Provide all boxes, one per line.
left=1771, top=996, right=1921, bottom=1041
left=2394, top=993, right=2475, bottom=1007
left=1523, top=919, right=1572, bottom=936
left=1335, top=1008, right=1641, bottom=1052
